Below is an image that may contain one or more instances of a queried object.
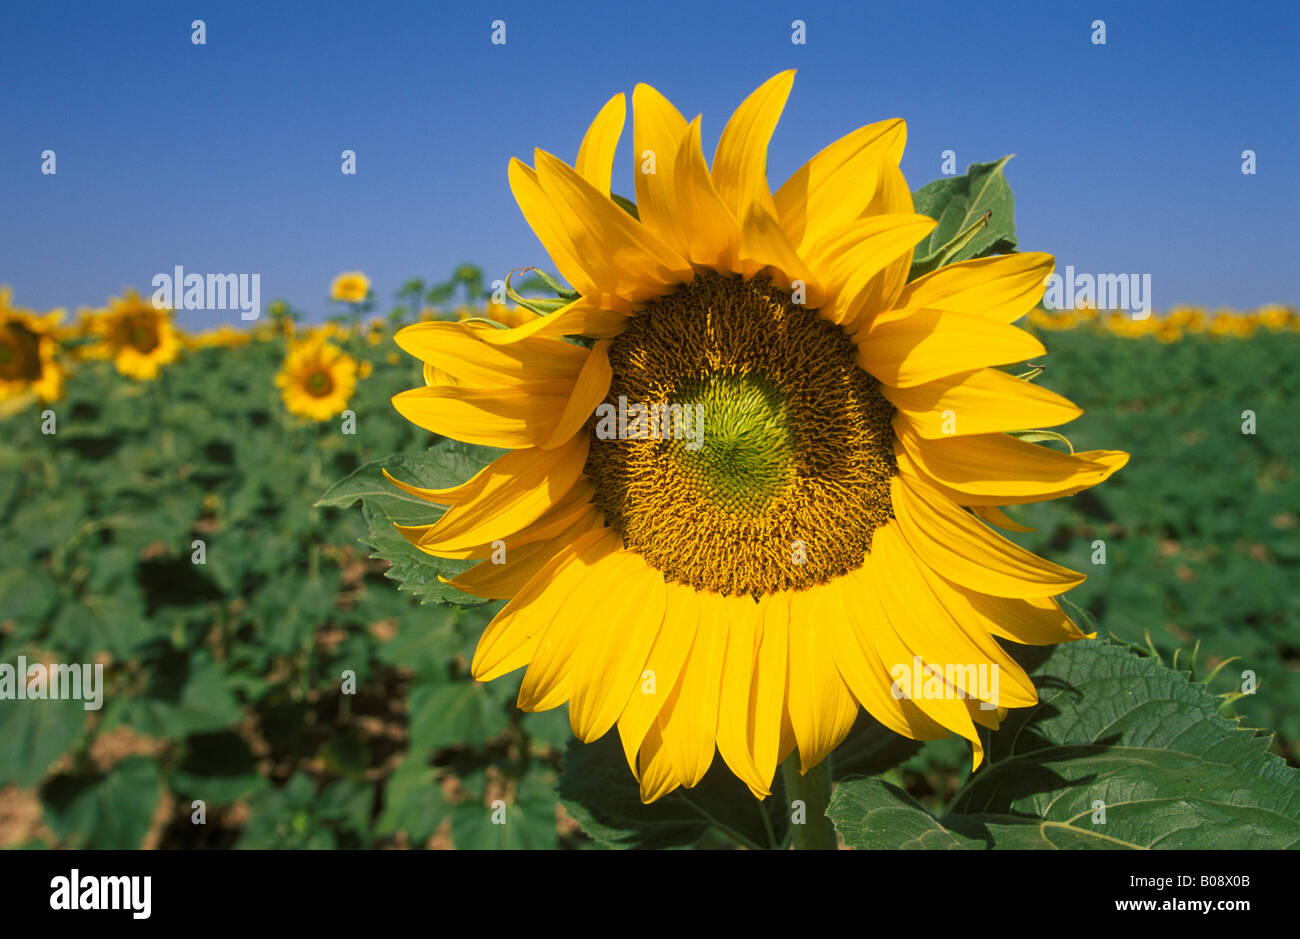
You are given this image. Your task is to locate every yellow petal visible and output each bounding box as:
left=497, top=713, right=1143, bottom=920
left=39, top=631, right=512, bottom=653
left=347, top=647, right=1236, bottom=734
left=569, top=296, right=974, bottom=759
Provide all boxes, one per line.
left=535, top=149, right=692, bottom=302
left=636, top=709, right=682, bottom=803
left=896, top=422, right=1128, bottom=503
left=774, top=118, right=907, bottom=255
left=402, top=478, right=596, bottom=561
left=868, top=525, right=986, bottom=767
left=673, top=117, right=743, bottom=272
left=965, top=591, right=1092, bottom=645
left=632, top=83, right=691, bottom=253
left=714, top=593, right=766, bottom=796
left=737, top=202, right=824, bottom=305
left=509, top=158, right=602, bottom=301
left=825, top=569, right=949, bottom=741
left=787, top=587, right=860, bottom=773
left=540, top=339, right=612, bottom=449
left=568, top=554, right=668, bottom=742
left=876, top=536, right=1039, bottom=707
left=399, top=434, right=589, bottom=553
left=442, top=506, right=602, bottom=599
left=391, top=379, right=574, bottom=448
left=884, top=366, right=1083, bottom=439
left=892, top=253, right=1055, bottom=324
left=381, top=451, right=509, bottom=508
left=856, top=308, right=1045, bottom=388
left=394, top=320, right=587, bottom=385
left=711, top=70, right=794, bottom=227
left=890, top=474, right=1085, bottom=597
left=657, top=592, right=729, bottom=787
left=747, top=592, right=792, bottom=798
left=407, top=477, right=595, bottom=552
left=472, top=299, right=628, bottom=346
left=617, top=582, right=700, bottom=777
left=518, top=543, right=638, bottom=712
left=471, top=528, right=619, bottom=681
left=804, top=215, right=938, bottom=326
left=576, top=93, right=626, bottom=196
left=850, top=162, right=917, bottom=324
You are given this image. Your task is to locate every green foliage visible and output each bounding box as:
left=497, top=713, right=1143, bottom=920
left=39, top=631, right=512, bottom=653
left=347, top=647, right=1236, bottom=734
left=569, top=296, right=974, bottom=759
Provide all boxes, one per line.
left=0, top=298, right=577, bottom=849
left=829, top=641, right=1300, bottom=848
left=910, top=156, right=1018, bottom=279
left=1, top=255, right=1295, bottom=850
left=559, top=732, right=789, bottom=850
left=316, top=445, right=504, bottom=606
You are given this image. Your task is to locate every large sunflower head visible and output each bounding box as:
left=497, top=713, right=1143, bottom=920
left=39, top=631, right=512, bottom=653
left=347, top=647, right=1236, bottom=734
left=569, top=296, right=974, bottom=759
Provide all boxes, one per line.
left=95, top=290, right=181, bottom=380
left=0, top=286, right=66, bottom=404
left=389, top=73, right=1128, bottom=803
left=276, top=335, right=359, bottom=421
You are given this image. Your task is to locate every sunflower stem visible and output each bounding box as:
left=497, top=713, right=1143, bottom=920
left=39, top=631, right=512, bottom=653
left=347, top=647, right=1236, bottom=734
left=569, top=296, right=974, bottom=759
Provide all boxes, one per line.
left=781, top=753, right=836, bottom=850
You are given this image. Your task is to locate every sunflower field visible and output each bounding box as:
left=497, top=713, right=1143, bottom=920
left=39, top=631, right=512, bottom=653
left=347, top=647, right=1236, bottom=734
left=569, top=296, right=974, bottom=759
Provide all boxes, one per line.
left=3, top=94, right=1299, bottom=852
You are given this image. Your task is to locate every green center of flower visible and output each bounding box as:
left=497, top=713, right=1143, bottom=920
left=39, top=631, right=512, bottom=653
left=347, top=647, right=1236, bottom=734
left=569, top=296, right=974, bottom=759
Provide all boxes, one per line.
left=126, top=319, right=160, bottom=353
left=668, top=373, right=796, bottom=515
left=306, top=370, right=334, bottom=396
left=585, top=270, right=898, bottom=597
left=0, top=325, right=42, bottom=381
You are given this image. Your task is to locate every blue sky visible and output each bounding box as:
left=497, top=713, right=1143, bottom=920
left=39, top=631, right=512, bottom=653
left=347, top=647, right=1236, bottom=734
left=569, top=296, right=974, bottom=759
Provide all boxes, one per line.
left=3, top=0, right=1296, bottom=328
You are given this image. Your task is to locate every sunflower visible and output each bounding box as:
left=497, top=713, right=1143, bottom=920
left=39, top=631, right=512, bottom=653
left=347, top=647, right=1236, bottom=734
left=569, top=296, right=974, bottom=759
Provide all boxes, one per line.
left=388, top=72, right=1128, bottom=803
left=276, top=335, right=359, bottom=421
left=0, top=287, right=66, bottom=403
left=94, top=291, right=181, bottom=380
left=188, top=323, right=253, bottom=350
left=331, top=271, right=370, bottom=304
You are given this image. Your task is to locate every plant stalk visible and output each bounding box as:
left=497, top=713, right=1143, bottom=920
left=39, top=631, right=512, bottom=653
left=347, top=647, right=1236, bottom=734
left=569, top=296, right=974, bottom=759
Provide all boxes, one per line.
left=781, top=752, right=837, bottom=850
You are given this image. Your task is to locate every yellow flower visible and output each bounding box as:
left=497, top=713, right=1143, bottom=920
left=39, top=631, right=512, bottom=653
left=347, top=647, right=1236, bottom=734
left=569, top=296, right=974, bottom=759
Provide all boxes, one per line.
left=388, top=73, right=1127, bottom=802
left=0, top=287, right=66, bottom=403
left=1256, top=305, right=1291, bottom=332
left=309, top=321, right=353, bottom=343
left=365, top=317, right=387, bottom=345
left=330, top=271, right=370, bottom=303
left=275, top=336, right=358, bottom=421
left=94, top=291, right=181, bottom=380
left=189, top=323, right=253, bottom=349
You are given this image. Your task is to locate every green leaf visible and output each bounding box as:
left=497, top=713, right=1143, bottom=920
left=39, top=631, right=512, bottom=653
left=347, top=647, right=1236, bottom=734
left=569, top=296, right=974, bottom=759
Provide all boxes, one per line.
left=558, top=732, right=787, bottom=849
left=360, top=501, right=486, bottom=605
left=450, top=788, right=559, bottom=849
left=170, top=731, right=269, bottom=804
left=909, top=156, right=1018, bottom=280
left=1007, top=429, right=1074, bottom=453
left=315, top=442, right=503, bottom=515
left=0, top=693, right=86, bottom=787
left=373, top=603, right=466, bottom=680
left=610, top=193, right=640, bottom=219
left=828, top=640, right=1300, bottom=849
left=316, top=443, right=505, bottom=606
left=375, top=754, right=451, bottom=844
left=41, top=757, right=161, bottom=849
left=408, top=680, right=510, bottom=752
left=827, top=778, right=978, bottom=849
left=107, top=651, right=242, bottom=739
left=504, top=268, right=576, bottom=316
